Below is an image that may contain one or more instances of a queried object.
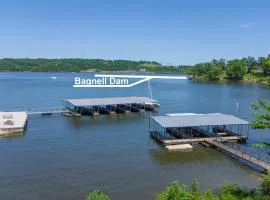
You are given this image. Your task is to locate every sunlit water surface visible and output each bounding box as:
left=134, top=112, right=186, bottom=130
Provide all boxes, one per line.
left=0, top=72, right=269, bottom=200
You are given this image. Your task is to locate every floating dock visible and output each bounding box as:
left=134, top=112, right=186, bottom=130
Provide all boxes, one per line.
left=161, top=136, right=247, bottom=145
left=0, top=112, right=28, bottom=136
left=63, top=96, right=159, bottom=116
left=207, top=140, right=270, bottom=172
left=150, top=113, right=270, bottom=173
left=28, top=108, right=69, bottom=115
left=165, top=144, right=193, bottom=151
left=3, top=96, right=158, bottom=118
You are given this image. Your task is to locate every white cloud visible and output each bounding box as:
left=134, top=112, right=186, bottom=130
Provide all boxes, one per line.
left=240, top=22, right=255, bottom=29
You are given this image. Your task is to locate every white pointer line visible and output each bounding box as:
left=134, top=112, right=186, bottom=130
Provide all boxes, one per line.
left=94, top=74, right=188, bottom=79
left=74, top=85, right=132, bottom=88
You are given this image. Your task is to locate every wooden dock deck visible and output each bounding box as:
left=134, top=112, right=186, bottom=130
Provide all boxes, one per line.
left=162, top=136, right=246, bottom=145
left=156, top=136, right=269, bottom=173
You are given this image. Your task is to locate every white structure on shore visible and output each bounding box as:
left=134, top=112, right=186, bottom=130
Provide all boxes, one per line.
left=0, top=112, right=28, bottom=136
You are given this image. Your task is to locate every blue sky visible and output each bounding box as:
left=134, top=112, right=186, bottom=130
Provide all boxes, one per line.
left=0, top=0, right=270, bottom=65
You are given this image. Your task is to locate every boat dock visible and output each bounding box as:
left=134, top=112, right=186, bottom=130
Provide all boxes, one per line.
left=150, top=113, right=270, bottom=173
left=0, top=112, right=28, bottom=136
left=28, top=108, right=69, bottom=115
left=5, top=96, right=158, bottom=117
left=162, top=136, right=247, bottom=145
left=207, top=140, right=270, bottom=172
left=63, top=96, right=159, bottom=116
left=1, top=96, right=158, bottom=136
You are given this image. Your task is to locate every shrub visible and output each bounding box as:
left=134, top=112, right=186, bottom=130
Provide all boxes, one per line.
left=87, top=190, right=110, bottom=200
left=261, top=175, right=270, bottom=196
left=156, top=181, right=193, bottom=200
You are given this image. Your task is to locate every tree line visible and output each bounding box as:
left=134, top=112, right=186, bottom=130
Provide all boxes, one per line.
left=185, top=55, right=270, bottom=85
left=0, top=56, right=269, bottom=85
left=0, top=58, right=188, bottom=73
left=87, top=175, right=270, bottom=200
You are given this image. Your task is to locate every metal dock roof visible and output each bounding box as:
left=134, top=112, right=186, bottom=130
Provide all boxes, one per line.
left=63, top=96, right=159, bottom=107
left=151, top=113, right=249, bottom=128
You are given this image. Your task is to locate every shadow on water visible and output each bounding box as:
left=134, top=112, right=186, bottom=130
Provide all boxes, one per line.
left=0, top=132, right=26, bottom=140
left=63, top=112, right=149, bottom=128
left=148, top=135, right=267, bottom=174
left=149, top=145, right=223, bottom=165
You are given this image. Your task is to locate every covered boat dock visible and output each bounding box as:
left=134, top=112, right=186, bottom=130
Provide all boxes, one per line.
left=150, top=113, right=270, bottom=173
left=63, top=96, right=159, bottom=116
left=150, top=113, right=249, bottom=143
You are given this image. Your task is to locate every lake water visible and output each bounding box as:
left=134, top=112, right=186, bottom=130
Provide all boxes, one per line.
left=0, top=72, right=269, bottom=200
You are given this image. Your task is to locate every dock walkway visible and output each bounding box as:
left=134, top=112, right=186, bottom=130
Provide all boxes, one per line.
left=207, top=140, right=270, bottom=172
left=28, top=108, right=69, bottom=115
left=157, top=136, right=269, bottom=173
left=162, top=136, right=246, bottom=145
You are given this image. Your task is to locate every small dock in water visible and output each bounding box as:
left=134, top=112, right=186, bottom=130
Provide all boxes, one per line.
left=150, top=113, right=270, bottom=173
left=0, top=112, right=28, bottom=136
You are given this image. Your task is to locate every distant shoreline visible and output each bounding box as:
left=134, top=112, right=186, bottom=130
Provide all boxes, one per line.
left=0, top=70, right=187, bottom=75
left=0, top=69, right=268, bottom=87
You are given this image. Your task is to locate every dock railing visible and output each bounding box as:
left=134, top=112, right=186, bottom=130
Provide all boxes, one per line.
left=211, top=138, right=270, bottom=171
left=1, top=107, right=69, bottom=115
left=27, top=108, right=69, bottom=115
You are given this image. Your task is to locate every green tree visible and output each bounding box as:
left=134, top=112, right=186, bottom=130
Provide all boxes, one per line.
left=226, top=59, right=247, bottom=80
left=156, top=181, right=193, bottom=200
left=250, top=99, right=270, bottom=153
left=85, top=176, right=270, bottom=200
left=262, top=57, right=270, bottom=76
left=261, top=175, right=270, bottom=197
left=156, top=179, right=264, bottom=200
left=258, top=57, right=266, bottom=66
left=243, top=56, right=257, bottom=72
left=267, top=77, right=270, bottom=87
left=250, top=99, right=270, bottom=129
left=219, top=183, right=250, bottom=199
left=207, top=65, right=223, bottom=81
left=87, top=190, right=110, bottom=200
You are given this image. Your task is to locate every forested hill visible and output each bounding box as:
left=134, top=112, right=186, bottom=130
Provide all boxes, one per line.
left=0, top=58, right=189, bottom=73
left=0, top=57, right=269, bottom=86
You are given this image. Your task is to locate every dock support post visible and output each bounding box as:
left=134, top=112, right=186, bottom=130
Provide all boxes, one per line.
left=149, top=117, right=151, bottom=131
left=247, top=125, right=250, bottom=139
left=163, top=127, right=165, bottom=138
